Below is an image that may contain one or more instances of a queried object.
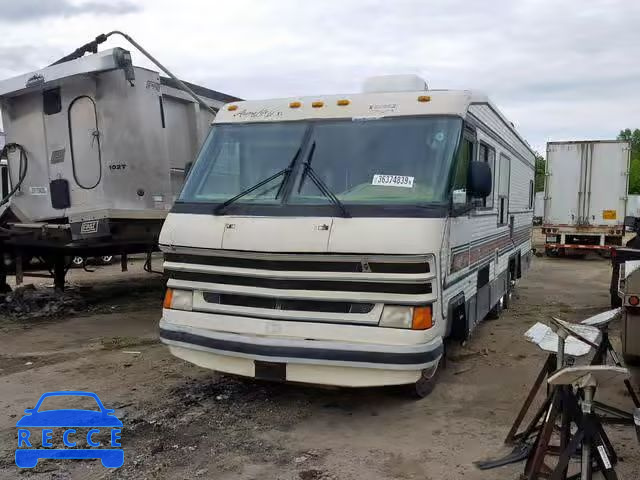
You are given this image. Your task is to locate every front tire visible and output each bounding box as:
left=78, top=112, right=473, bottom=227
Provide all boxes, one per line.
left=404, top=354, right=444, bottom=399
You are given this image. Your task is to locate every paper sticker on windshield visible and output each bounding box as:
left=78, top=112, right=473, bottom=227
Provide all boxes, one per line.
left=372, top=174, right=414, bottom=188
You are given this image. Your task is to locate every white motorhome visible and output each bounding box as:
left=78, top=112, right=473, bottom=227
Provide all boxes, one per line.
left=159, top=75, right=535, bottom=395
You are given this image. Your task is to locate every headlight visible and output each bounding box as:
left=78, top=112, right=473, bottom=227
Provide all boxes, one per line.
left=163, top=288, right=193, bottom=311
left=380, top=305, right=433, bottom=330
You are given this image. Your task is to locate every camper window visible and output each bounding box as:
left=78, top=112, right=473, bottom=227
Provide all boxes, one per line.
left=497, top=153, right=511, bottom=225
left=528, top=180, right=534, bottom=209
left=451, top=136, right=474, bottom=207
left=474, top=142, right=495, bottom=208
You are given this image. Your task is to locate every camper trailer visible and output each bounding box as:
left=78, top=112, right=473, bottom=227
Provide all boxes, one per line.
left=0, top=48, right=238, bottom=288
left=158, top=75, right=536, bottom=395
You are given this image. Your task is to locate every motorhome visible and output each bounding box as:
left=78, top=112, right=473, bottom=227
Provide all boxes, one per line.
left=158, top=75, right=536, bottom=395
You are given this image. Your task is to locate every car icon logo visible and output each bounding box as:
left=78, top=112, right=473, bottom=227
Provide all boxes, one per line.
left=15, top=391, right=123, bottom=469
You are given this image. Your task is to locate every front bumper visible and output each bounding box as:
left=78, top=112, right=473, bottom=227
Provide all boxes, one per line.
left=159, top=312, right=443, bottom=387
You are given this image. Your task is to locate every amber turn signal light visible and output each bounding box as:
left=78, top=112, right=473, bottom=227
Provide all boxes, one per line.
left=163, top=288, right=173, bottom=309
left=412, top=306, right=433, bottom=330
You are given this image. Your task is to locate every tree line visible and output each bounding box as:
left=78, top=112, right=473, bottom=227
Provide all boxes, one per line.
left=533, top=129, right=640, bottom=193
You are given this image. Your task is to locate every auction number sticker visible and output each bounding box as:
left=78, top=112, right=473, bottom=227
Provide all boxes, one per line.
left=372, top=174, right=414, bottom=188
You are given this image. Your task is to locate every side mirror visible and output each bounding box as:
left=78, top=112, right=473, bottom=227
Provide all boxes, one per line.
left=469, top=161, right=492, bottom=198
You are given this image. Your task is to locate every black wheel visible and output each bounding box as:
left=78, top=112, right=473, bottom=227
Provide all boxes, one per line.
left=71, top=256, right=85, bottom=268
left=503, top=288, right=512, bottom=310
left=99, top=255, right=114, bottom=265
left=2, top=253, right=14, bottom=269
left=402, top=351, right=444, bottom=399
left=411, top=361, right=441, bottom=398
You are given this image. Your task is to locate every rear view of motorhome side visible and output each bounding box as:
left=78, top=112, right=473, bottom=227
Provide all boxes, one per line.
left=158, top=75, right=536, bottom=396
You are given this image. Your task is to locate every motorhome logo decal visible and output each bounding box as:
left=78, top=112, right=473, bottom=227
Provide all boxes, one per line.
left=232, top=108, right=283, bottom=120
left=368, top=103, right=398, bottom=114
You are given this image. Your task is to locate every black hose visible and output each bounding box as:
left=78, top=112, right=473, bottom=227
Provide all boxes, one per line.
left=0, top=143, right=28, bottom=208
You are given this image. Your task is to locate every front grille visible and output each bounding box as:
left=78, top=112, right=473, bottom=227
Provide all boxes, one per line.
left=169, top=270, right=431, bottom=295
left=164, top=253, right=429, bottom=274
left=163, top=250, right=436, bottom=305
left=204, top=292, right=375, bottom=314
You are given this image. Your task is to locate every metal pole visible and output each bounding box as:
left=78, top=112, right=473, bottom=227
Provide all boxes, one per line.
left=105, top=31, right=218, bottom=116
left=581, top=386, right=595, bottom=480
left=556, top=330, right=566, bottom=370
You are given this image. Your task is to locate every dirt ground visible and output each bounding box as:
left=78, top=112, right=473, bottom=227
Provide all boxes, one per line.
left=0, top=252, right=639, bottom=479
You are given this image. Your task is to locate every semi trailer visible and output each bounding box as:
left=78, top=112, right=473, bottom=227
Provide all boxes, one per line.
left=543, top=140, right=630, bottom=256
left=0, top=34, right=239, bottom=290
left=158, top=74, right=536, bottom=396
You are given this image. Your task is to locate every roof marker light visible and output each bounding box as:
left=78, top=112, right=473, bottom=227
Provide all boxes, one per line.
left=227, top=104, right=238, bottom=111
left=337, top=99, right=350, bottom=106
left=289, top=101, right=302, bottom=108
left=417, top=95, right=431, bottom=102
left=312, top=101, right=324, bottom=108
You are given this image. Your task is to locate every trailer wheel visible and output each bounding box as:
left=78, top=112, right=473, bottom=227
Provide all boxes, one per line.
left=71, top=256, right=85, bottom=268
left=99, top=255, right=114, bottom=265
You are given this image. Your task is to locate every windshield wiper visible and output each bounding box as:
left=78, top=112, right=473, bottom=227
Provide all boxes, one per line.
left=298, top=142, right=351, bottom=218
left=214, top=144, right=304, bottom=215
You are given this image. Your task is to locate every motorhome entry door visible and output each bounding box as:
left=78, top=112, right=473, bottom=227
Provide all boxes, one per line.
left=68, top=95, right=101, bottom=189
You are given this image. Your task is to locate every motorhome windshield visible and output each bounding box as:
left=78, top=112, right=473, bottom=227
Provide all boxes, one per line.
left=179, top=116, right=462, bottom=210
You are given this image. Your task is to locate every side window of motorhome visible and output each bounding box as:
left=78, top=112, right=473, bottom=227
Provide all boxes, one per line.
left=474, top=142, right=495, bottom=208
left=528, top=180, right=534, bottom=209
left=497, top=153, right=510, bottom=225
left=1, top=162, right=8, bottom=199
left=452, top=137, right=474, bottom=206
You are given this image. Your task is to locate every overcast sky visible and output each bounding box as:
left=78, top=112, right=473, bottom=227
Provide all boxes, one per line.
left=0, top=0, right=638, bottom=155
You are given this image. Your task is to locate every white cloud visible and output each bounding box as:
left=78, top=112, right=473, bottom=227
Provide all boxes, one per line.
left=0, top=0, right=639, bottom=154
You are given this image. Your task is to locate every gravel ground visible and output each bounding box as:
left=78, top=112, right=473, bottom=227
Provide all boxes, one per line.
left=0, top=253, right=638, bottom=479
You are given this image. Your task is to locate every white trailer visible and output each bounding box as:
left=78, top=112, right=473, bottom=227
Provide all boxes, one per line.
left=543, top=140, right=630, bottom=255
left=0, top=46, right=238, bottom=289
left=627, top=194, right=640, bottom=219
left=158, top=75, right=536, bottom=396
left=533, top=190, right=544, bottom=224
